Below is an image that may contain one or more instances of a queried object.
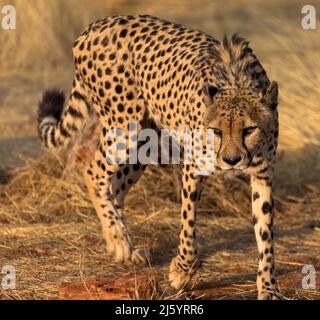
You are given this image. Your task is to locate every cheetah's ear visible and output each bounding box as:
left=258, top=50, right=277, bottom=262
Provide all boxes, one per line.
left=202, top=84, right=220, bottom=106
left=261, top=81, right=278, bottom=110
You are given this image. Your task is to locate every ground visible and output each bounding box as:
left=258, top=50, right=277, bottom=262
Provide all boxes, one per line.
left=0, top=0, right=319, bottom=299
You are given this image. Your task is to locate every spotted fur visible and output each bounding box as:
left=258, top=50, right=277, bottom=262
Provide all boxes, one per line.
left=37, top=15, right=280, bottom=299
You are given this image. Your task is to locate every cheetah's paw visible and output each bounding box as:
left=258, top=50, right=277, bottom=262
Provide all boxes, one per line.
left=105, top=231, right=149, bottom=265
left=168, top=257, right=193, bottom=290
left=106, top=235, right=133, bottom=264
left=258, top=289, right=281, bottom=300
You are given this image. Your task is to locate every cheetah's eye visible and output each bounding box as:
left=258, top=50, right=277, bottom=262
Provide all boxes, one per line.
left=210, top=128, right=222, bottom=137
left=243, top=126, right=257, bottom=136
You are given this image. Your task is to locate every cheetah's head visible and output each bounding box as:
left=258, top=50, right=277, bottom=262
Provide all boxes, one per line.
left=202, top=82, right=278, bottom=172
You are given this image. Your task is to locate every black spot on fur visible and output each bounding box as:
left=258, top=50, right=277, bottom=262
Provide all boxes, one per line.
left=266, top=256, right=272, bottom=263
left=262, top=201, right=273, bottom=214
left=252, top=192, right=260, bottom=201
left=188, top=220, right=194, bottom=228
left=190, top=191, right=198, bottom=202
left=252, top=215, right=258, bottom=225
left=183, top=189, right=188, bottom=198
left=261, top=231, right=269, bottom=241
left=183, top=210, right=187, bottom=219
left=115, top=85, right=123, bottom=94
left=119, top=29, right=128, bottom=38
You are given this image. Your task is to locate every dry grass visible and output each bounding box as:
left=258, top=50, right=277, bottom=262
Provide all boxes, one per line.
left=1, top=153, right=319, bottom=300
left=0, top=0, right=320, bottom=299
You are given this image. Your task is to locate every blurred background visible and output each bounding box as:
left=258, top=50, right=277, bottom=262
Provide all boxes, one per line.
left=0, top=0, right=319, bottom=299
left=1, top=0, right=319, bottom=168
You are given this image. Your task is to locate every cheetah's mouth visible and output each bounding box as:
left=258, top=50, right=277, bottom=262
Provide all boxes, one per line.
left=215, top=165, right=250, bottom=173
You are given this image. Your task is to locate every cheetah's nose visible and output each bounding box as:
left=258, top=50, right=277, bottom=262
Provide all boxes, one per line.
left=223, top=156, right=241, bottom=166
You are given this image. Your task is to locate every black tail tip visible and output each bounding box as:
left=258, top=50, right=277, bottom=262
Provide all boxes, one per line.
left=38, top=89, right=65, bottom=123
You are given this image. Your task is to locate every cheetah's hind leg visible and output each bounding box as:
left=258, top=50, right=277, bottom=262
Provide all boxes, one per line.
left=84, top=154, right=149, bottom=265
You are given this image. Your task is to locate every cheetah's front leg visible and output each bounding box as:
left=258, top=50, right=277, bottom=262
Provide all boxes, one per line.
left=251, top=175, right=279, bottom=299
left=169, top=164, right=203, bottom=289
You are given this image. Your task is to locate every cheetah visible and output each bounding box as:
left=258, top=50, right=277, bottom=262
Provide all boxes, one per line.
left=37, top=15, right=280, bottom=299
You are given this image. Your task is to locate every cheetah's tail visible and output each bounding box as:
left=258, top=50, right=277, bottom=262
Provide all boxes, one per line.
left=37, top=86, right=91, bottom=153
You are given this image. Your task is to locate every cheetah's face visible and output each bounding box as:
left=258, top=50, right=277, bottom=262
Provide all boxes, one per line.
left=203, top=82, right=278, bottom=172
